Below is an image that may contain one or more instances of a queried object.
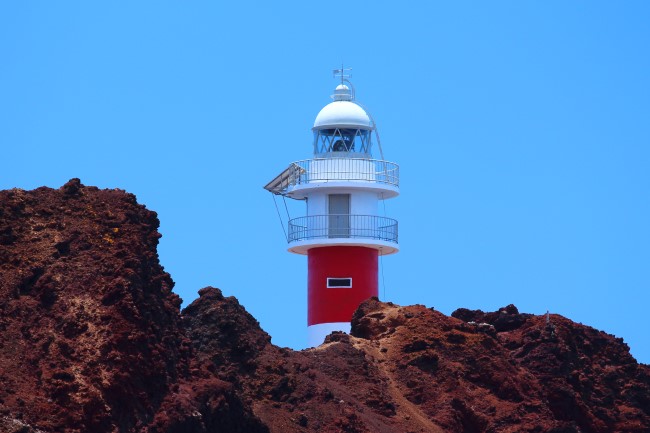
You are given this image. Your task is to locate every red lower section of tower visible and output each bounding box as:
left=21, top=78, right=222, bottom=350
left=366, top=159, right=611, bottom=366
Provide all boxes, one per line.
left=307, top=246, right=378, bottom=326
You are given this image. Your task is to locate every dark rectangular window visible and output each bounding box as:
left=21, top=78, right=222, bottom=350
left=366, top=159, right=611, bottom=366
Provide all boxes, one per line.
left=327, top=278, right=352, bottom=288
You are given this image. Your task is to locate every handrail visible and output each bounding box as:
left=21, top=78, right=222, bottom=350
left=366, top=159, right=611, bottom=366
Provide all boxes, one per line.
left=288, top=214, right=398, bottom=244
left=290, top=158, right=399, bottom=188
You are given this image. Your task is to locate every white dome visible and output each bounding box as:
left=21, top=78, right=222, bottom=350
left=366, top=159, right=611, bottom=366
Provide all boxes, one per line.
left=313, top=101, right=373, bottom=129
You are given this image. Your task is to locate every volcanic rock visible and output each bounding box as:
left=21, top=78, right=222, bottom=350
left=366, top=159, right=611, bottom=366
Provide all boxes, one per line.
left=1, top=180, right=648, bottom=433
left=0, top=180, right=263, bottom=433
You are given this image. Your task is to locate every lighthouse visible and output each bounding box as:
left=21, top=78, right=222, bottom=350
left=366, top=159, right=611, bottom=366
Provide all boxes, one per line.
left=265, top=69, right=399, bottom=346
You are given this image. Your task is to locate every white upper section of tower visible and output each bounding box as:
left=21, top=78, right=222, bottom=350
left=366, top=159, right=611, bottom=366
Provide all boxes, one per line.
left=264, top=70, right=399, bottom=197
left=264, top=69, right=399, bottom=254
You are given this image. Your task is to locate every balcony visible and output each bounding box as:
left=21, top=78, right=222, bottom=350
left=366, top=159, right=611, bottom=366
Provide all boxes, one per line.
left=288, top=214, right=398, bottom=244
left=265, top=158, right=399, bottom=197
left=294, top=158, right=399, bottom=186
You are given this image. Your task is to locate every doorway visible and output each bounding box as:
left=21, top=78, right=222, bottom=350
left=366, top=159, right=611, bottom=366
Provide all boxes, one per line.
left=328, top=194, right=350, bottom=238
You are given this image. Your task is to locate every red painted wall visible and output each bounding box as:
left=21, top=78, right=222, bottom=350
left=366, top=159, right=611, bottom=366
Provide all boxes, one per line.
left=307, top=246, right=378, bottom=326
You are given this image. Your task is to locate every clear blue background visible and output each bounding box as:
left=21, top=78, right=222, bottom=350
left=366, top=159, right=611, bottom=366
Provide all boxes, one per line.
left=1, top=2, right=648, bottom=363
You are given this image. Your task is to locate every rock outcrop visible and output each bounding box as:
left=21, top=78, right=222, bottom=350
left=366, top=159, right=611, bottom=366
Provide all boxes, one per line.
left=1, top=180, right=648, bottom=433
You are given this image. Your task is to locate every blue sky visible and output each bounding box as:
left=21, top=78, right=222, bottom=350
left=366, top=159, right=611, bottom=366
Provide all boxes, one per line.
left=2, top=2, right=649, bottom=363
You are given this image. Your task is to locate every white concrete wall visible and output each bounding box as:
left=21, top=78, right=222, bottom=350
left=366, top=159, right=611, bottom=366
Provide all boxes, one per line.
left=351, top=190, right=378, bottom=216
left=310, top=159, right=375, bottom=182
left=306, top=190, right=378, bottom=216
left=306, top=192, right=328, bottom=216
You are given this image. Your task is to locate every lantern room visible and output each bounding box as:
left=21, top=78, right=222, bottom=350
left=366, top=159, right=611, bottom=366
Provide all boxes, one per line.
left=312, top=84, right=374, bottom=158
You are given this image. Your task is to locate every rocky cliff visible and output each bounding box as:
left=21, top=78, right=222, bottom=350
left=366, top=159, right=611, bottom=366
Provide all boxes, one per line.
left=0, top=180, right=648, bottom=433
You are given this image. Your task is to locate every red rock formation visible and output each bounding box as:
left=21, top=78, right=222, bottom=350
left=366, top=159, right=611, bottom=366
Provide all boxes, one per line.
left=0, top=180, right=265, bottom=433
left=0, top=179, right=188, bottom=431
left=1, top=180, right=648, bottom=433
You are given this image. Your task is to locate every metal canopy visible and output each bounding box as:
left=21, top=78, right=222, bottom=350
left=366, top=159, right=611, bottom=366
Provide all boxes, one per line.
left=263, top=163, right=305, bottom=197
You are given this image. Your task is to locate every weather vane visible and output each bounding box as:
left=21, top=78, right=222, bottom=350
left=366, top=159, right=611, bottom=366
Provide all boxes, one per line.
left=333, top=64, right=352, bottom=85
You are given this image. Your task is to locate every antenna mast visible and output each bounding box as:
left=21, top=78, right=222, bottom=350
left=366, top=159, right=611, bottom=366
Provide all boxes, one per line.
left=333, top=65, right=355, bottom=100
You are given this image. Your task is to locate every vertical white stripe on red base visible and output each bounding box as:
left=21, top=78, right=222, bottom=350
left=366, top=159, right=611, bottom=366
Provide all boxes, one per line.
left=307, top=322, right=350, bottom=347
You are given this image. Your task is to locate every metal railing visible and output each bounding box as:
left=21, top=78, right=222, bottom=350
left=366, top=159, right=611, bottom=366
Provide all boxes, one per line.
left=291, top=158, right=399, bottom=187
left=288, top=214, right=398, bottom=243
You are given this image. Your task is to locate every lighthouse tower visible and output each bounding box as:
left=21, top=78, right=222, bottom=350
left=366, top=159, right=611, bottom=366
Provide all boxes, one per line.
left=265, top=71, right=399, bottom=346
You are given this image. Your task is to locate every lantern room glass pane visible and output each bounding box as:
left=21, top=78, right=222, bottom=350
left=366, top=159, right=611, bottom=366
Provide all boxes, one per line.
left=313, top=128, right=373, bottom=157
